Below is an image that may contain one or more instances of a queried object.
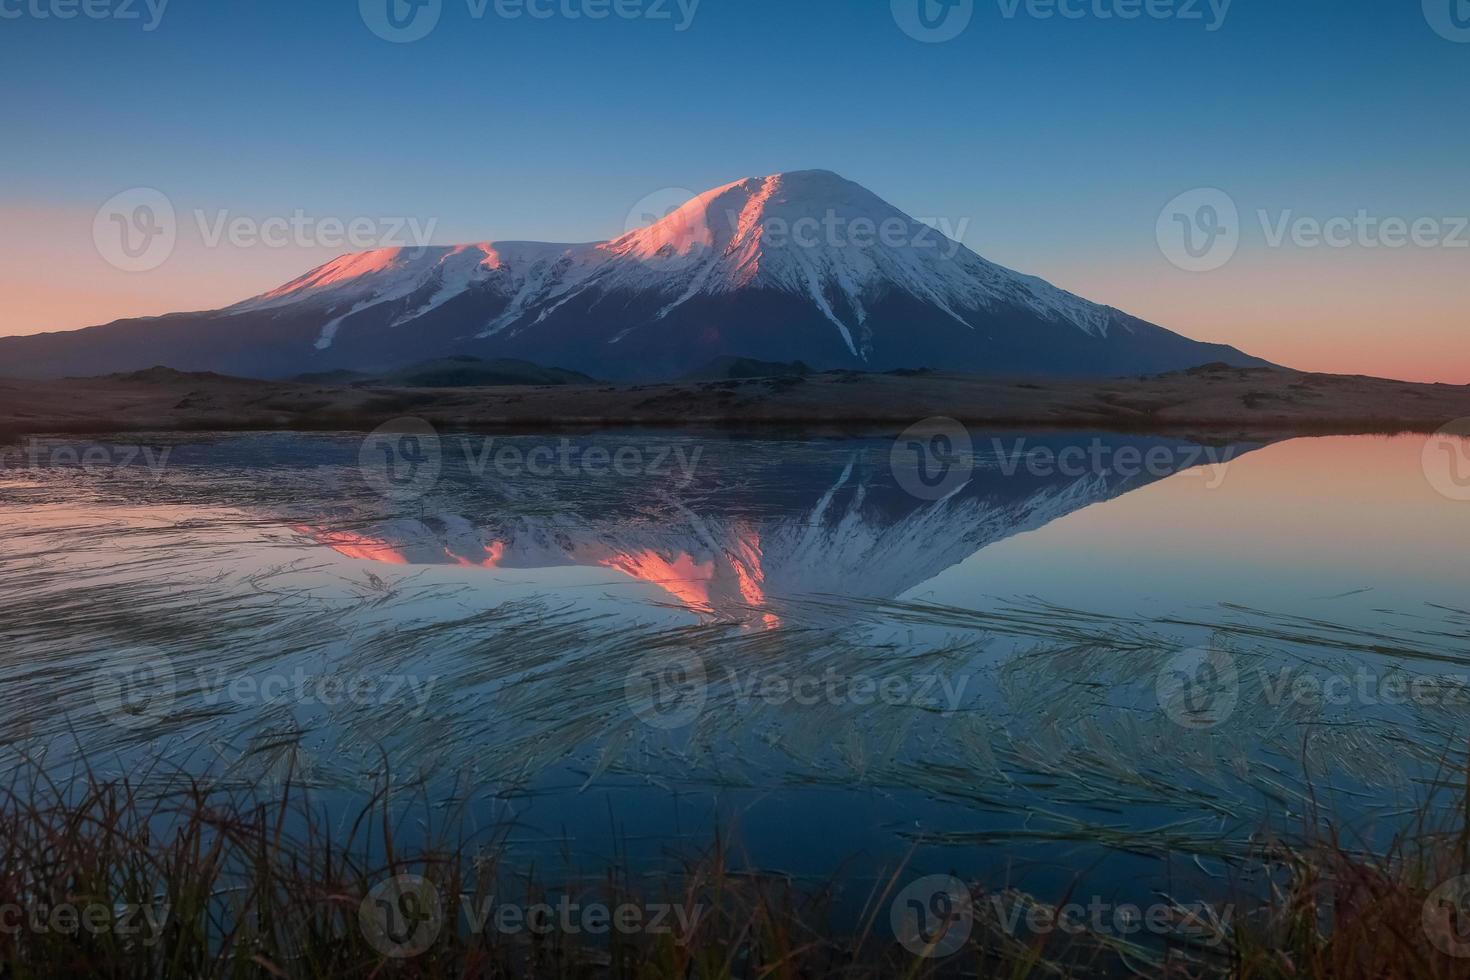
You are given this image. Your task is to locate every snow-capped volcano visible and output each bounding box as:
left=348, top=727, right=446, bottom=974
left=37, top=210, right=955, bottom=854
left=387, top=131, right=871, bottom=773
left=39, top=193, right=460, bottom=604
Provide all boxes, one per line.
left=1, top=170, right=1264, bottom=380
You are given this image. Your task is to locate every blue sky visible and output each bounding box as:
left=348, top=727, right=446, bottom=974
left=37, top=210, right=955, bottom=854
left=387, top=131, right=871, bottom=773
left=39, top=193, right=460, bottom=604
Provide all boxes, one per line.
left=2, top=0, right=1468, bottom=379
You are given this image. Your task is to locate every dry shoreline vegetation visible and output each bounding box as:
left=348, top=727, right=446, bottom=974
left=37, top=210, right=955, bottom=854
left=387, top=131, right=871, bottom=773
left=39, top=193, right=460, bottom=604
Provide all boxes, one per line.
left=3, top=759, right=1470, bottom=978
left=1, top=363, right=1468, bottom=439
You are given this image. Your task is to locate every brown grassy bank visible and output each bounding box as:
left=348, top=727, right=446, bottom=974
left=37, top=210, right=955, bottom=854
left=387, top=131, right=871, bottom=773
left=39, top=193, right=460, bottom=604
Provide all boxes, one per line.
left=2, top=364, right=1468, bottom=441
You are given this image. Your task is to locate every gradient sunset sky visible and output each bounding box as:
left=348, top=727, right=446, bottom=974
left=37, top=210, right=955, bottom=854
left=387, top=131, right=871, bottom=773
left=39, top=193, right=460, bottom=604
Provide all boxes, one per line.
left=2, top=0, right=1466, bottom=381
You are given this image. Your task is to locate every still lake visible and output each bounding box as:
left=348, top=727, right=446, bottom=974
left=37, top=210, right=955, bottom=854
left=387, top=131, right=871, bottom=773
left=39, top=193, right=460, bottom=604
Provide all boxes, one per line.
left=2, top=428, right=1467, bottom=915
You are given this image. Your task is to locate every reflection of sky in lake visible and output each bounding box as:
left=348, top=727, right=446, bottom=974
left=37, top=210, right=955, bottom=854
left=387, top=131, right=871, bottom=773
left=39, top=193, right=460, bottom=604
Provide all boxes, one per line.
left=1, top=430, right=1466, bottom=912
left=920, top=435, right=1466, bottom=620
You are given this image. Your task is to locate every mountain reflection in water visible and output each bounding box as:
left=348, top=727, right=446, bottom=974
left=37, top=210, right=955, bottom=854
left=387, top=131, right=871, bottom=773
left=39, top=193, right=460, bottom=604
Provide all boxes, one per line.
left=295, top=432, right=1247, bottom=624
left=1, top=430, right=1465, bottom=903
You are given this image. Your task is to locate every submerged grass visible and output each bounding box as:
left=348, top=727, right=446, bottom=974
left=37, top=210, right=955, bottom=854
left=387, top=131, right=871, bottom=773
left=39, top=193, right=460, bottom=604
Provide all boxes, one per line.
left=2, top=498, right=1467, bottom=865
left=6, top=435, right=1470, bottom=975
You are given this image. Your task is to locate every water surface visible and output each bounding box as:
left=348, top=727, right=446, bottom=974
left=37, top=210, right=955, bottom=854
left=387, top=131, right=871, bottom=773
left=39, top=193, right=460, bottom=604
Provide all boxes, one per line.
left=1, top=429, right=1465, bottom=911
